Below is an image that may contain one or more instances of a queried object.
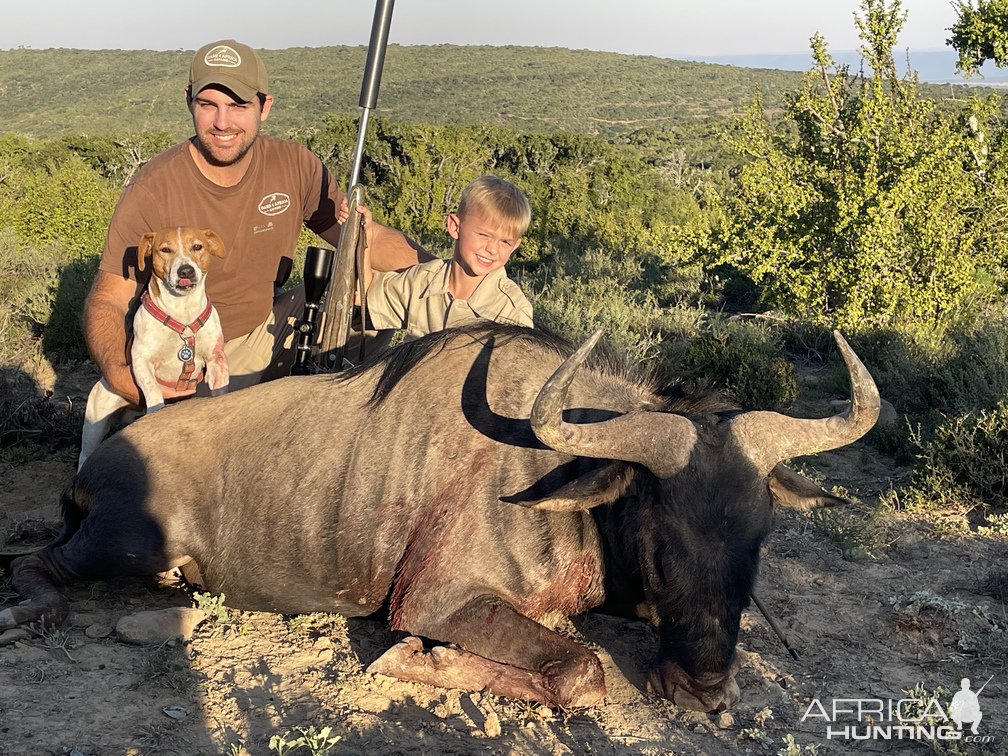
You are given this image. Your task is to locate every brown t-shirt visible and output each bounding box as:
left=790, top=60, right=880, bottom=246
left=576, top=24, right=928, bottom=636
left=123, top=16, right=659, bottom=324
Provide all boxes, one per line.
left=99, top=136, right=344, bottom=341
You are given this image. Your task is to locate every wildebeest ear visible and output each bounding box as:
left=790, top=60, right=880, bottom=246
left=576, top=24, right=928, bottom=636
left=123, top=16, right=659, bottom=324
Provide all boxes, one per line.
left=202, top=229, right=227, bottom=259
left=768, top=463, right=849, bottom=510
left=510, top=462, right=634, bottom=512
left=136, top=232, right=156, bottom=272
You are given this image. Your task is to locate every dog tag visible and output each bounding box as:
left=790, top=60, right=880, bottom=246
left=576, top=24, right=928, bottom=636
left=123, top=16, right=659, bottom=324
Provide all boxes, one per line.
left=178, top=345, right=195, bottom=362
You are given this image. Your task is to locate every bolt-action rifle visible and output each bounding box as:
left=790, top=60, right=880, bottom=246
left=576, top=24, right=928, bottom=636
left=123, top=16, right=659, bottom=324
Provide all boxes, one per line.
left=291, top=0, right=394, bottom=375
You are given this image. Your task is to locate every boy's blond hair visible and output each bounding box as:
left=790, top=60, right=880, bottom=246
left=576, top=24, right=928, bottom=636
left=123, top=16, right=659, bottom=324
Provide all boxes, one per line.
left=457, top=175, right=531, bottom=239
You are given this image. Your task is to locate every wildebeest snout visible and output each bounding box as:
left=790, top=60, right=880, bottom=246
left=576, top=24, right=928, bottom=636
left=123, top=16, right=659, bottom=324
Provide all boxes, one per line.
left=647, top=659, right=741, bottom=712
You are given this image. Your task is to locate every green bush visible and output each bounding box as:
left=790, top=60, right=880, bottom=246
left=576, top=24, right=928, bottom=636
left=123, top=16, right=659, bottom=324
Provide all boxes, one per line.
left=0, top=229, right=65, bottom=362
left=716, top=0, right=1008, bottom=333
left=683, top=319, right=799, bottom=410
left=849, top=311, right=1008, bottom=420
left=299, top=116, right=712, bottom=273
left=920, top=402, right=1008, bottom=506
left=0, top=228, right=97, bottom=365
left=63, top=132, right=175, bottom=186
left=0, top=148, right=117, bottom=258
left=885, top=400, right=1008, bottom=518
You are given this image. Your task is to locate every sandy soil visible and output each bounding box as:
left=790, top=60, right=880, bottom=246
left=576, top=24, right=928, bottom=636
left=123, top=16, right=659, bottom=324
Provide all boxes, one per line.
left=1, top=372, right=1005, bottom=755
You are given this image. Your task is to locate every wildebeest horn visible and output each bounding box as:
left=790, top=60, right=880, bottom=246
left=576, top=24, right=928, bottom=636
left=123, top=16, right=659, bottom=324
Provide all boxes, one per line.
left=531, top=330, right=698, bottom=479
left=727, top=330, right=880, bottom=474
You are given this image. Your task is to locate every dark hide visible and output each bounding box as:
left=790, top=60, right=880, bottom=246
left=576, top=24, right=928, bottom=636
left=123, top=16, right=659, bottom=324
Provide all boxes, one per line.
left=4, top=323, right=875, bottom=711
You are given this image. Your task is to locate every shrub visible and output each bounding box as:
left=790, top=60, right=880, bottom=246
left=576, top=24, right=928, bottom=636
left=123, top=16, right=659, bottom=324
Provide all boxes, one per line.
left=920, top=402, right=1008, bottom=506
left=885, top=400, right=1008, bottom=518
left=0, top=149, right=117, bottom=258
left=683, top=319, right=799, bottom=410
left=849, top=311, right=1008, bottom=420
left=527, top=243, right=707, bottom=372
left=0, top=229, right=65, bottom=363
left=0, top=228, right=97, bottom=364
left=716, top=0, right=1008, bottom=333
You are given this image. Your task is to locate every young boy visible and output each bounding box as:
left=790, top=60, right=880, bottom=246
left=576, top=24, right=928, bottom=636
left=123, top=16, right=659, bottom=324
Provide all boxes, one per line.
left=360, top=175, right=533, bottom=341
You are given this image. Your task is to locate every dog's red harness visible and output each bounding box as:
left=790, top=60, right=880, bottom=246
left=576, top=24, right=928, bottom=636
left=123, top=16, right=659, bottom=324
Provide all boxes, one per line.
left=141, top=291, right=214, bottom=392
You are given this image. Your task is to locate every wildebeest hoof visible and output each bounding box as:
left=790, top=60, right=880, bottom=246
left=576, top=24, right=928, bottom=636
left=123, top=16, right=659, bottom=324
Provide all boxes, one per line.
left=540, top=654, right=606, bottom=709
left=367, top=635, right=425, bottom=676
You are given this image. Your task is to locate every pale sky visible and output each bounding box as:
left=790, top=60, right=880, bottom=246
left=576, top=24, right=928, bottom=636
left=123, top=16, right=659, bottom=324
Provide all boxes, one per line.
left=1, top=0, right=960, bottom=57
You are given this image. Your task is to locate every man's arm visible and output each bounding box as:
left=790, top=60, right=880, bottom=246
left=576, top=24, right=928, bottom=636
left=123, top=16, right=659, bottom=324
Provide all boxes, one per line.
left=85, top=271, right=141, bottom=404
left=317, top=211, right=433, bottom=273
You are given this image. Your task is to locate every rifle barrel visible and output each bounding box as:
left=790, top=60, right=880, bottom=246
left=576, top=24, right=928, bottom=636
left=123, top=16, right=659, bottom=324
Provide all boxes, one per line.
left=314, top=0, right=395, bottom=368
left=348, top=0, right=394, bottom=191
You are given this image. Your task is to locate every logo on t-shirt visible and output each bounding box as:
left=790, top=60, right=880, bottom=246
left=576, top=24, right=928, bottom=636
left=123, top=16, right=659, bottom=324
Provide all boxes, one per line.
left=258, top=193, right=291, bottom=216
left=204, top=45, right=241, bottom=68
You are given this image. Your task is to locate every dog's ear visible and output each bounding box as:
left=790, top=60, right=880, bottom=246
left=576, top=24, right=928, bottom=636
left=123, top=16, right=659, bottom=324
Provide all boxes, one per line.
left=203, top=230, right=227, bottom=260
left=137, top=232, right=156, bottom=272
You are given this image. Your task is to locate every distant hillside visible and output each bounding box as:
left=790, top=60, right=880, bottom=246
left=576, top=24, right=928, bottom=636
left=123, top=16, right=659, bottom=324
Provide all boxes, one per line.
left=0, top=45, right=804, bottom=144
left=3, top=44, right=995, bottom=171
left=691, top=49, right=1008, bottom=85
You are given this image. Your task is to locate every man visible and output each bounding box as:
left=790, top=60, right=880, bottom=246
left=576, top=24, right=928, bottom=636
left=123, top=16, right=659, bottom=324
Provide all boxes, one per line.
left=86, top=39, right=426, bottom=403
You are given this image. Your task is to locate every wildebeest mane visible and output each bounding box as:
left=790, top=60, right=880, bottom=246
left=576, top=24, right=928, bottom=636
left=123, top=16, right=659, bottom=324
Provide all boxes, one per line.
left=343, top=321, right=735, bottom=417
left=344, top=323, right=571, bottom=406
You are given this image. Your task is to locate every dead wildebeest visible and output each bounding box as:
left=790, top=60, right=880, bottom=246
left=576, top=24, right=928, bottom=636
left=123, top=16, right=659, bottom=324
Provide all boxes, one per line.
left=3, top=323, right=879, bottom=711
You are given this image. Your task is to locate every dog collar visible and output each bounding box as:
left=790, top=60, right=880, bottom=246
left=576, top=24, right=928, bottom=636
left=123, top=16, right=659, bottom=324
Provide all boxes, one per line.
left=141, top=291, right=213, bottom=336
left=141, top=291, right=214, bottom=391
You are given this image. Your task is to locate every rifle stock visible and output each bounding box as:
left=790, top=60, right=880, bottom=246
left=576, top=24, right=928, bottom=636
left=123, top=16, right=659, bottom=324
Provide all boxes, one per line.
left=317, top=184, right=366, bottom=369
left=305, top=0, right=394, bottom=371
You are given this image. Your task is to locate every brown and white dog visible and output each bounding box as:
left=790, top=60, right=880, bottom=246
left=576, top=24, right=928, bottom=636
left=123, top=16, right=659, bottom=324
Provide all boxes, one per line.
left=79, top=227, right=229, bottom=469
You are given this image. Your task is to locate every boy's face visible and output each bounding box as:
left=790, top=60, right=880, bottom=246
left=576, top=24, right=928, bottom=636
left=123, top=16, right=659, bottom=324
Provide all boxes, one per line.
left=447, top=210, right=522, bottom=278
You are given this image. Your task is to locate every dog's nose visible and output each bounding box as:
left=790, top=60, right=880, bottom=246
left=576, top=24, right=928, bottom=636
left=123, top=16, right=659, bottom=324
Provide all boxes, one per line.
left=177, top=264, right=196, bottom=280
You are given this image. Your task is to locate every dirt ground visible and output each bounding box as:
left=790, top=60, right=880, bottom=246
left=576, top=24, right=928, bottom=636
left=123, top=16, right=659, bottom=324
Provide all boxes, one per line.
left=1, top=366, right=1006, bottom=755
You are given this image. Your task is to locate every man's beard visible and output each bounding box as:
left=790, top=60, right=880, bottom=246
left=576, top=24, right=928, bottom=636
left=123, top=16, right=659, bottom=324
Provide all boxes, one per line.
left=194, top=131, right=256, bottom=167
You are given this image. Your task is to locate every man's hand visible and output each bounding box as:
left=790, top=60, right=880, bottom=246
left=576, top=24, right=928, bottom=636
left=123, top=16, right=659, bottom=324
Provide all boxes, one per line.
left=356, top=204, right=376, bottom=250
left=337, top=195, right=350, bottom=225
left=356, top=204, right=376, bottom=301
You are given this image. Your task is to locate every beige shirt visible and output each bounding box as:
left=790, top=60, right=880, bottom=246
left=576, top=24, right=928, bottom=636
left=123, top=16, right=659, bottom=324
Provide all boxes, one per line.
left=367, top=258, right=533, bottom=341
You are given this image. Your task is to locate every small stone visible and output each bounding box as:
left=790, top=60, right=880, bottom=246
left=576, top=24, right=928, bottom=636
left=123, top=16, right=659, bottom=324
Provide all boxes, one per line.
left=162, top=705, right=188, bottom=720
left=843, top=546, right=870, bottom=562
left=483, top=711, right=501, bottom=738
left=435, top=690, right=462, bottom=718
left=717, top=712, right=734, bottom=729
left=536, top=705, right=552, bottom=720
left=0, top=628, right=31, bottom=645
left=116, top=607, right=207, bottom=645
left=85, top=623, right=113, bottom=639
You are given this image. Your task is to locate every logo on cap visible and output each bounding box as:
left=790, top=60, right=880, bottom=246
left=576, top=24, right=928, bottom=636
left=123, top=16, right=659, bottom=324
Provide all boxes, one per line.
left=204, top=45, right=242, bottom=68
left=259, top=193, right=291, bottom=216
